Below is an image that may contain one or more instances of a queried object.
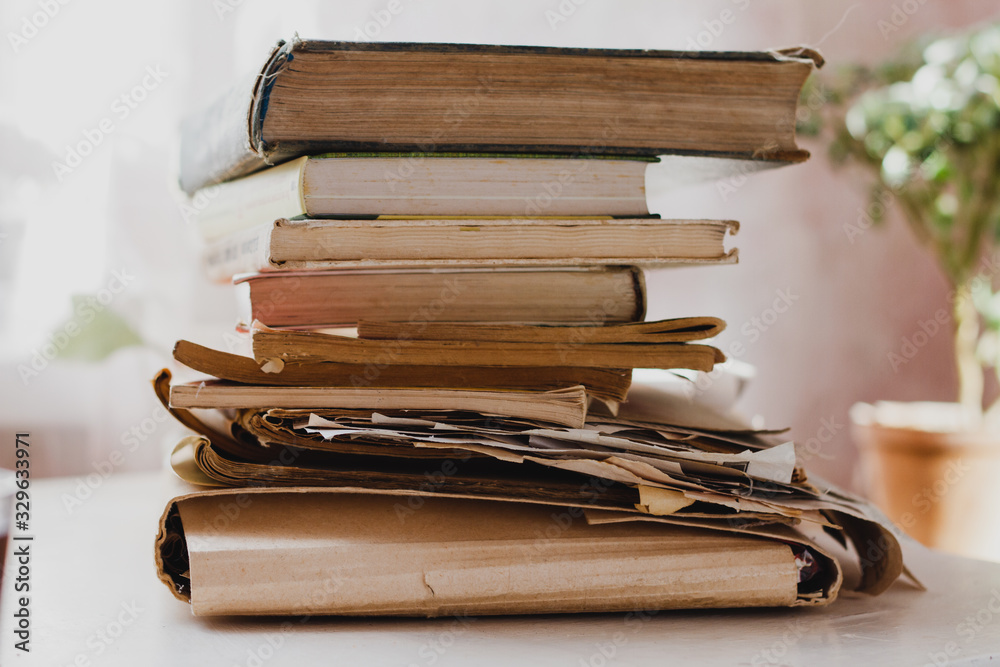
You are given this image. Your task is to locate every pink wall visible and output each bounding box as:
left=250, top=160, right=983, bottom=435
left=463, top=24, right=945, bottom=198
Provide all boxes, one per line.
left=646, top=1, right=1000, bottom=488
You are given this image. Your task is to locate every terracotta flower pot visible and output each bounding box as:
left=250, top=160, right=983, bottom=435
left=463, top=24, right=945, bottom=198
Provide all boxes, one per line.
left=851, top=401, right=1000, bottom=561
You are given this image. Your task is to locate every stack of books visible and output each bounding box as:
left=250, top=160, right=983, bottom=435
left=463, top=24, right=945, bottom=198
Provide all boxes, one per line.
left=155, top=39, right=911, bottom=617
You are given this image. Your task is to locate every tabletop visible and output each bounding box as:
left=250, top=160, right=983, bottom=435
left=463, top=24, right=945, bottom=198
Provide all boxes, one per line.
left=2, top=471, right=1000, bottom=666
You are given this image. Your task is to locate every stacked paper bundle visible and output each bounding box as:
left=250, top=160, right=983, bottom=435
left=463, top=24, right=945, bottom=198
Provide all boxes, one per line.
left=156, top=38, right=911, bottom=616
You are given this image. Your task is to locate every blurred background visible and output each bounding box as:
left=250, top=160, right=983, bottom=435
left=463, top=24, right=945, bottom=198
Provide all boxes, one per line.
left=1, top=0, right=996, bottom=496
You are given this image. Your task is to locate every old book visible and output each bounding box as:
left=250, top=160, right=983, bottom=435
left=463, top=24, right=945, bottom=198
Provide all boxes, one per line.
left=155, top=490, right=834, bottom=616
left=189, top=154, right=654, bottom=240
left=250, top=319, right=725, bottom=371
left=169, top=381, right=589, bottom=428
left=203, top=217, right=738, bottom=282
left=235, top=266, right=646, bottom=329
left=178, top=39, right=821, bottom=194
left=171, top=340, right=633, bottom=403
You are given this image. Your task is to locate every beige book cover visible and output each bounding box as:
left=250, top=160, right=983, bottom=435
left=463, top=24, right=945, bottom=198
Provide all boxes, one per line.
left=155, top=488, right=840, bottom=616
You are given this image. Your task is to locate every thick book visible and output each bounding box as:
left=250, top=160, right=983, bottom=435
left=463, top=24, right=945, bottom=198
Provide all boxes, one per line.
left=203, top=217, right=738, bottom=281
left=178, top=39, right=821, bottom=194
left=235, top=266, right=645, bottom=329
left=189, top=154, right=654, bottom=240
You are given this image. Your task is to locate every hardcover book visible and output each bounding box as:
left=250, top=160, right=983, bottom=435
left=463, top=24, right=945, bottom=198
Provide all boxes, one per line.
left=179, top=39, right=821, bottom=193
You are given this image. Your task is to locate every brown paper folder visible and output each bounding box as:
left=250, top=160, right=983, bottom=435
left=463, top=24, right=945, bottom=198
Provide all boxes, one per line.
left=156, top=488, right=842, bottom=616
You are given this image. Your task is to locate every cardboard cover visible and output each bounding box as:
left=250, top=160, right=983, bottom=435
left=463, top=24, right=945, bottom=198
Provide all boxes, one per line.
left=155, top=487, right=835, bottom=616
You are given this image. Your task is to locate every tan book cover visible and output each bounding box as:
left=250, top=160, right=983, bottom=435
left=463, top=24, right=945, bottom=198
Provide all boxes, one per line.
left=202, top=217, right=739, bottom=281
left=249, top=320, right=726, bottom=372
left=155, top=488, right=838, bottom=616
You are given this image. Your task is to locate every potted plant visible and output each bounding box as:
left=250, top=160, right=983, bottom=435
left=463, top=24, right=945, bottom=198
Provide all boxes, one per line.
left=805, top=24, right=1000, bottom=560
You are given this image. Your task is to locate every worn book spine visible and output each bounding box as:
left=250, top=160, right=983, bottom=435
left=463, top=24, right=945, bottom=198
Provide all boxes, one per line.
left=179, top=70, right=265, bottom=195
left=240, top=266, right=646, bottom=328
left=169, top=343, right=634, bottom=402
left=178, top=39, right=819, bottom=194
left=168, top=384, right=589, bottom=427
left=250, top=328, right=725, bottom=370
left=202, top=218, right=738, bottom=282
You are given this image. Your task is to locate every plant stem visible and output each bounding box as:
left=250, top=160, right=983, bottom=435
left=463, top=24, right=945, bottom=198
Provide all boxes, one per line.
left=954, top=283, right=983, bottom=416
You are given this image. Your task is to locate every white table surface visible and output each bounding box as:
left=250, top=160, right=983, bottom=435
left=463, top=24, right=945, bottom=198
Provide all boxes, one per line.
left=2, top=472, right=1000, bottom=666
